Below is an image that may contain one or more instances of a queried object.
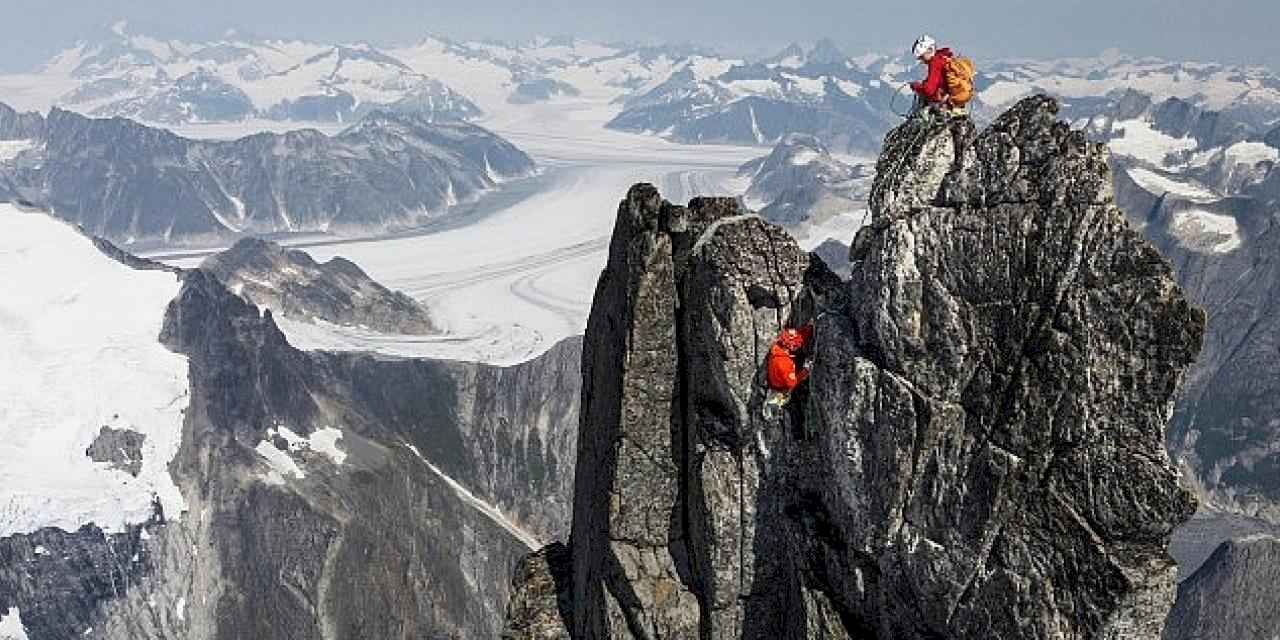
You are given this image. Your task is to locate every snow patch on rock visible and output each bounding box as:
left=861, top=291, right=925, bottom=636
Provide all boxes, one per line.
left=1171, top=209, right=1242, bottom=253
left=0, top=607, right=29, bottom=640
left=255, top=438, right=305, bottom=485
left=0, top=140, right=34, bottom=162
left=404, top=443, right=541, bottom=550
left=1110, top=119, right=1199, bottom=165
left=1128, top=167, right=1219, bottom=202
left=307, top=427, right=348, bottom=465
left=1224, top=141, right=1279, bottom=167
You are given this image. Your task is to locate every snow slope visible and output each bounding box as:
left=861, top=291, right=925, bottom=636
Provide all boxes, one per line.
left=0, top=608, right=28, bottom=640
left=0, top=205, right=189, bottom=537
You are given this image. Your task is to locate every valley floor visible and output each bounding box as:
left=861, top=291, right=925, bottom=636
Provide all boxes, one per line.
left=151, top=99, right=760, bottom=364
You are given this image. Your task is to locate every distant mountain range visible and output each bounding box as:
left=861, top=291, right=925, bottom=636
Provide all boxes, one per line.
left=5, top=27, right=1279, bottom=158
left=1103, top=97, right=1280, bottom=522
left=0, top=25, right=703, bottom=123
left=735, top=132, right=871, bottom=274
left=0, top=105, right=535, bottom=246
left=606, top=41, right=1280, bottom=154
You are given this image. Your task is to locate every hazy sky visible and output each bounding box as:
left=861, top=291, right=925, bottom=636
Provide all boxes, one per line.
left=1, top=0, right=1276, bottom=72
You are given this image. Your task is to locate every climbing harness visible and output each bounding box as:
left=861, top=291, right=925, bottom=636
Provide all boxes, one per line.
left=762, top=389, right=791, bottom=419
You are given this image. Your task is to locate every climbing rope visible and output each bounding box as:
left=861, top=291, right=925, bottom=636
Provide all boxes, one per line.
left=890, top=83, right=916, bottom=120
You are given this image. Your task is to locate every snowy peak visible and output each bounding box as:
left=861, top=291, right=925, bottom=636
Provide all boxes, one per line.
left=977, top=52, right=1280, bottom=121
left=738, top=133, right=871, bottom=254
left=608, top=41, right=893, bottom=154
left=765, top=39, right=848, bottom=69
left=19, top=29, right=482, bottom=125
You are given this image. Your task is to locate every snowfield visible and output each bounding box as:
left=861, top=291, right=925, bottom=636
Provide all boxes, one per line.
left=1171, top=209, right=1243, bottom=254
left=1127, top=167, right=1220, bottom=202
left=1108, top=119, right=1199, bottom=165
left=0, top=205, right=189, bottom=537
left=255, top=424, right=348, bottom=485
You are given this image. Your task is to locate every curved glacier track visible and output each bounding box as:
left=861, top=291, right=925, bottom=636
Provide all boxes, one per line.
left=159, top=102, right=759, bottom=364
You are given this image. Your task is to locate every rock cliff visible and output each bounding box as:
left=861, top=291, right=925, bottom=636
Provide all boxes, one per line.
left=506, top=95, right=1205, bottom=639
left=0, top=212, right=580, bottom=639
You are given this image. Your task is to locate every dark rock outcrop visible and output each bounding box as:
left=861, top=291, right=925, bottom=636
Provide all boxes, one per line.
left=1, top=107, right=534, bottom=246
left=85, top=426, right=147, bottom=477
left=503, top=542, right=574, bottom=640
left=99, top=70, right=256, bottom=123
left=509, top=95, right=1204, bottom=638
left=1164, top=535, right=1280, bottom=640
left=1169, top=512, right=1280, bottom=580
left=1265, top=124, right=1280, bottom=150
left=201, top=237, right=437, bottom=334
left=509, top=78, right=581, bottom=104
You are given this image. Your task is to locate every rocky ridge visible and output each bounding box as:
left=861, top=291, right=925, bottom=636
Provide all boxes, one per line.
left=0, top=216, right=581, bottom=639
left=201, top=237, right=437, bottom=334
left=0, top=105, right=535, bottom=246
left=506, top=95, right=1205, bottom=638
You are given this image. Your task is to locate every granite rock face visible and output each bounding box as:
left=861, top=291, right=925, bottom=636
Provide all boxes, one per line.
left=508, top=95, right=1205, bottom=638
left=201, top=237, right=437, bottom=334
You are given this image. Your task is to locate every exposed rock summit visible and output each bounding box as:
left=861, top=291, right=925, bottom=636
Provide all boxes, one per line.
left=506, top=95, right=1205, bottom=639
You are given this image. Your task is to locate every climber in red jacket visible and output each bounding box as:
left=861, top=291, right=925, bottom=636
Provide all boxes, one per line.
left=909, top=35, right=954, bottom=107
left=767, top=324, right=814, bottom=393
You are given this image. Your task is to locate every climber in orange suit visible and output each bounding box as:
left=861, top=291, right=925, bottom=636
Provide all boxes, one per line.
left=767, top=324, right=814, bottom=393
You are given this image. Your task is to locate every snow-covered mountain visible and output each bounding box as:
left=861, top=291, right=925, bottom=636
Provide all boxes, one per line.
left=0, top=105, right=535, bottom=246
left=607, top=40, right=900, bottom=154
left=608, top=41, right=1280, bottom=156
left=735, top=133, right=871, bottom=265
left=0, top=203, right=581, bottom=638
left=10, top=23, right=480, bottom=125
left=12, top=25, right=1279, bottom=156
left=973, top=53, right=1280, bottom=130
left=0, top=26, right=703, bottom=125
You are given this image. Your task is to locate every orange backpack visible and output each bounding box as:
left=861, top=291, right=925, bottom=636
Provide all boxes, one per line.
left=944, top=56, right=977, bottom=106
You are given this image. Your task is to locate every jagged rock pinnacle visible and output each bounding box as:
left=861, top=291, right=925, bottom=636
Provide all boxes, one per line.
left=505, top=95, right=1205, bottom=639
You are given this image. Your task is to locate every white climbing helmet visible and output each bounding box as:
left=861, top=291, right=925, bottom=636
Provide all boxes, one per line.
left=912, top=34, right=936, bottom=59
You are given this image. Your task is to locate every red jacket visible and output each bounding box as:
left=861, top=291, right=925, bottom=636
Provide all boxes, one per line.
left=911, top=47, right=954, bottom=103
left=767, top=325, right=813, bottom=392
